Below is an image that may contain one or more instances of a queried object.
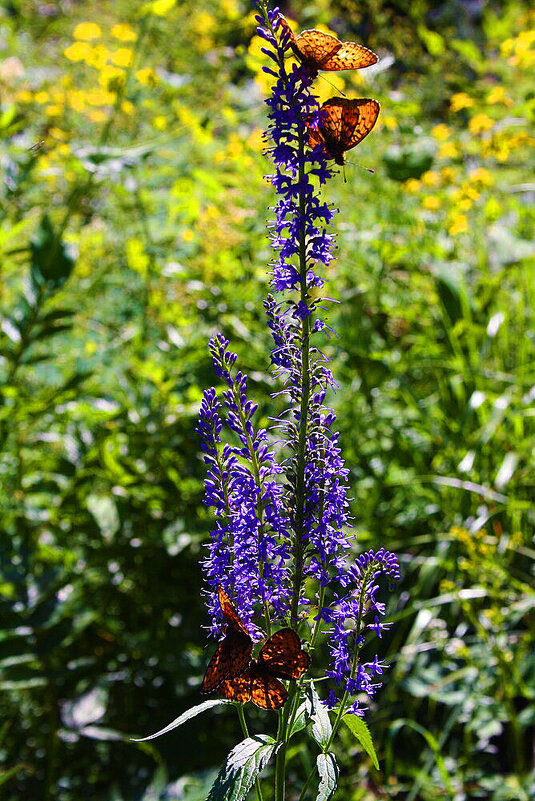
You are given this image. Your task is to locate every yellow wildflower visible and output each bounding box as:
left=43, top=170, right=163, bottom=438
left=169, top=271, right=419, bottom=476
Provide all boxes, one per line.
left=469, top=113, right=494, bottom=135
left=111, top=23, right=137, bottom=42
left=87, top=109, right=107, bottom=123
left=86, top=88, right=115, bottom=106
left=449, top=213, right=469, bottom=236
left=121, top=99, right=135, bottom=115
left=404, top=178, right=421, bottom=193
left=450, top=92, right=474, bottom=112
left=423, top=195, right=441, bottom=211
left=438, top=141, right=458, bottom=159
left=34, top=90, right=49, bottom=104
left=486, top=86, right=512, bottom=106
left=67, top=90, right=86, bottom=112
left=431, top=123, right=451, bottom=141
left=49, top=127, right=68, bottom=140
left=383, top=115, right=398, bottom=131
left=152, top=115, right=167, bottom=130
left=135, top=67, right=159, bottom=86
left=45, top=104, right=62, bottom=116
left=73, top=22, right=102, bottom=41
left=142, top=0, right=177, bottom=16
left=182, top=229, right=195, bottom=242
left=16, top=89, right=33, bottom=103
left=85, top=45, right=108, bottom=70
left=468, top=167, right=493, bottom=187
left=110, top=48, right=134, bottom=68
left=65, top=41, right=92, bottom=62
left=220, top=0, right=241, bottom=20
left=440, top=166, right=457, bottom=184
left=247, top=128, right=264, bottom=152
left=421, top=170, right=440, bottom=187
left=98, top=65, right=125, bottom=90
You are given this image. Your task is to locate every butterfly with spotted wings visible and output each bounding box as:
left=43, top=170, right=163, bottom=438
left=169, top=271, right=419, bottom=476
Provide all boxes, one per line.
left=219, top=628, right=310, bottom=710
left=280, top=16, right=378, bottom=75
left=307, top=97, right=380, bottom=166
left=201, top=587, right=254, bottom=694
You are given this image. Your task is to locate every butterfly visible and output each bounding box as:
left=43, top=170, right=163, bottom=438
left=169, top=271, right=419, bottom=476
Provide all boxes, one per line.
left=280, top=16, right=378, bottom=74
left=307, top=97, right=380, bottom=165
left=201, top=587, right=254, bottom=694
left=219, top=628, right=310, bottom=710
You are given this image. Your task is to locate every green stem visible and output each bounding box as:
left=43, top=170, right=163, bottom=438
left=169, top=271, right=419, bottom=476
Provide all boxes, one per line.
left=236, top=706, right=265, bottom=801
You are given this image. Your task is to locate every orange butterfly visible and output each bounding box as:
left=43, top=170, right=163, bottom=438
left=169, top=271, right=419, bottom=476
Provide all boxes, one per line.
left=280, top=16, right=378, bottom=74
left=219, top=628, right=310, bottom=710
left=307, top=97, right=380, bottom=165
left=201, top=587, right=253, bottom=694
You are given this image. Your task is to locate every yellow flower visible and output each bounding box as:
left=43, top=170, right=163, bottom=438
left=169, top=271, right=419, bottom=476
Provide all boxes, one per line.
left=152, top=115, right=167, bottom=130
left=73, top=22, right=102, bottom=41
left=440, top=166, right=457, bottom=184
left=111, top=23, right=137, bottom=42
left=469, top=113, right=494, bottom=135
left=383, top=115, right=398, bottom=131
left=135, top=67, right=159, bottom=86
left=421, top=170, right=440, bottom=187
left=98, top=65, right=125, bottom=90
left=423, top=195, right=441, bottom=211
left=192, top=10, right=216, bottom=35
left=49, top=127, right=68, bottom=140
left=431, top=123, right=451, bottom=141
left=438, top=141, right=459, bottom=159
left=45, top=104, right=62, bottom=116
left=34, top=90, right=49, bottom=104
left=110, top=48, right=134, bottom=68
left=468, top=167, right=493, bottom=187
left=246, top=128, right=264, bottom=152
left=86, top=88, right=115, bottom=106
left=85, top=44, right=108, bottom=70
left=64, top=41, right=92, bottom=62
left=220, top=0, right=240, bottom=20
left=87, top=109, right=107, bottom=123
left=486, top=86, right=512, bottom=106
left=142, top=0, right=177, bottom=16
left=121, top=99, right=135, bottom=115
left=448, top=213, right=469, bottom=236
left=450, top=92, right=474, bottom=112
left=404, top=178, right=421, bottom=193
left=182, top=228, right=195, bottom=242
left=16, top=89, right=33, bottom=103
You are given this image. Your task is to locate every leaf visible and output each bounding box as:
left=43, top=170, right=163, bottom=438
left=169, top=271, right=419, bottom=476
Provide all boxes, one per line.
left=316, top=753, right=339, bottom=801
left=30, top=214, right=75, bottom=289
left=305, top=683, right=332, bottom=749
left=289, top=702, right=309, bottom=738
left=207, top=735, right=279, bottom=801
left=131, top=699, right=232, bottom=741
left=342, top=715, right=380, bottom=770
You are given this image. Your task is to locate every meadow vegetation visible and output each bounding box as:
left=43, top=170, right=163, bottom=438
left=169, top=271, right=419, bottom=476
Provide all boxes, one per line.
left=0, top=0, right=533, bottom=799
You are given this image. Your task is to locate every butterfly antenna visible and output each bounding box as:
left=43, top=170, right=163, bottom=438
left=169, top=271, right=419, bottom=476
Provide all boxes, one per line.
left=345, top=159, right=375, bottom=174
left=318, top=73, right=347, bottom=98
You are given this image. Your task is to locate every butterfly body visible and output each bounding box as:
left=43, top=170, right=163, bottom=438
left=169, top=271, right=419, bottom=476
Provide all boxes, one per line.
left=280, top=17, right=378, bottom=75
left=307, top=97, right=380, bottom=165
left=220, top=628, right=310, bottom=710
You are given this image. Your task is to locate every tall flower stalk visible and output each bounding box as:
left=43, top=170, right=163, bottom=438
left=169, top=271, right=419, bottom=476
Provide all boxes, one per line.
left=137, top=3, right=400, bottom=799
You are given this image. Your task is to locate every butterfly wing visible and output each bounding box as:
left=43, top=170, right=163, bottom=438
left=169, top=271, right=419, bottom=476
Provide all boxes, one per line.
left=201, top=628, right=253, bottom=693
left=201, top=587, right=254, bottom=693
left=294, top=29, right=341, bottom=69
left=218, top=586, right=251, bottom=637
left=258, top=628, right=311, bottom=680
left=250, top=662, right=288, bottom=710
left=319, top=42, right=378, bottom=71
left=317, top=98, right=380, bottom=163
left=220, top=670, right=253, bottom=704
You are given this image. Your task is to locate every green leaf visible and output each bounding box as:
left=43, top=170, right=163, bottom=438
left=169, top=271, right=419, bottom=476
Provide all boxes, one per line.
left=342, top=715, right=380, bottom=770
left=207, top=735, right=279, bottom=801
left=30, top=214, right=75, bottom=289
left=305, top=684, right=332, bottom=749
left=289, top=701, right=309, bottom=738
left=316, top=753, right=339, bottom=801
left=131, top=699, right=232, bottom=741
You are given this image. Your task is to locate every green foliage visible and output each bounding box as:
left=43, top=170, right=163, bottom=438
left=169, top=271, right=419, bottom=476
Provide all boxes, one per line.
left=0, top=0, right=533, bottom=800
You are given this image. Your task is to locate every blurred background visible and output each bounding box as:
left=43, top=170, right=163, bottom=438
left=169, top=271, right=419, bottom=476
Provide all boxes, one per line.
left=0, top=0, right=533, bottom=799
